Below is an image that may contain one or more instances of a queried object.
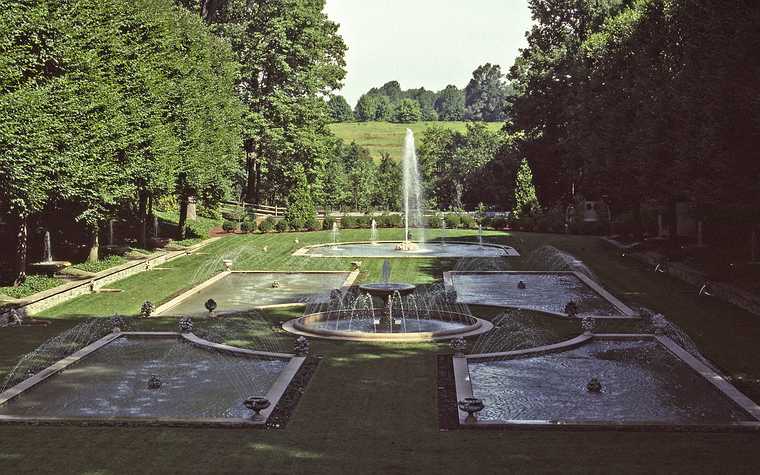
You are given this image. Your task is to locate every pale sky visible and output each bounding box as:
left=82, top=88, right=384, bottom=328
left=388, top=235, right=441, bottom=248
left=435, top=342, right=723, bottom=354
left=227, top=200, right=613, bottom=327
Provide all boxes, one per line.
left=324, top=0, right=533, bottom=106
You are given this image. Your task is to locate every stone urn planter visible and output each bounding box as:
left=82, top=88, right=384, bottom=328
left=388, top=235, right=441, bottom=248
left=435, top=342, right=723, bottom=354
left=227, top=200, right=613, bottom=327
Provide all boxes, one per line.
left=244, top=396, right=271, bottom=416
left=458, top=397, right=485, bottom=419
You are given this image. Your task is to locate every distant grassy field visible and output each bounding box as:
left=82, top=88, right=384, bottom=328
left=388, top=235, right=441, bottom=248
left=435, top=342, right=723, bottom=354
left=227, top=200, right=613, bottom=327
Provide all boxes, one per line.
left=329, top=121, right=503, bottom=161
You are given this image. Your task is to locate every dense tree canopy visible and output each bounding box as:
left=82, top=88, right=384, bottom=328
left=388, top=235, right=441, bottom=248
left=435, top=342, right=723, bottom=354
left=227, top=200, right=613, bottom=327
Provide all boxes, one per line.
left=180, top=0, right=347, bottom=206
left=326, top=95, right=354, bottom=122
left=508, top=0, right=760, bottom=242
left=0, top=0, right=243, bottom=281
left=464, top=63, right=511, bottom=122
left=434, top=85, right=465, bottom=121
left=353, top=70, right=511, bottom=124
left=418, top=123, right=508, bottom=210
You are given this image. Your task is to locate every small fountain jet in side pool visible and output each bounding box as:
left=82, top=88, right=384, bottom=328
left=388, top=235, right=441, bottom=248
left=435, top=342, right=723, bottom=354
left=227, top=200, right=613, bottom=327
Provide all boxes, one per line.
left=147, top=375, right=162, bottom=390
left=526, top=245, right=598, bottom=281
left=478, top=224, right=483, bottom=248
left=29, top=229, right=71, bottom=276
left=586, top=377, right=602, bottom=393
left=440, top=216, right=447, bottom=246
left=370, top=219, right=379, bottom=244
left=331, top=222, right=340, bottom=250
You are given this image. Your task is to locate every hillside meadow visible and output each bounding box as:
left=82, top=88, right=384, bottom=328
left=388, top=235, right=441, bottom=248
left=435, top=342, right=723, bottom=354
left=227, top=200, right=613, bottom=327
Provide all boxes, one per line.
left=329, top=121, right=504, bottom=161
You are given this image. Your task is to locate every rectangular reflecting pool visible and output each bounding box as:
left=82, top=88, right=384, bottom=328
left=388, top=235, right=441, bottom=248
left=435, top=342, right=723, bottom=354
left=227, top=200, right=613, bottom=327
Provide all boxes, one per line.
left=467, top=339, right=756, bottom=425
left=0, top=336, right=288, bottom=420
left=160, top=271, right=350, bottom=316
left=445, top=271, right=633, bottom=316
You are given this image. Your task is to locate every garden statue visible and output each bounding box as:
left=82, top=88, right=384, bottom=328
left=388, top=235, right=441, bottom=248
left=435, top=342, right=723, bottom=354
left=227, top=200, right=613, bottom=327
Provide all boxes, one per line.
left=581, top=317, right=594, bottom=334
left=294, top=336, right=310, bottom=356
left=140, top=301, right=155, bottom=318
left=450, top=337, right=467, bottom=357
left=178, top=316, right=193, bottom=333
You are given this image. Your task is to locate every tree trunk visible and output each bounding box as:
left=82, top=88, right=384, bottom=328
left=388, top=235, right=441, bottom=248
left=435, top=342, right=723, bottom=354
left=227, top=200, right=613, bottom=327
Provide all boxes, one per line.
left=87, top=226, right=99, bottom=263
left=668, top=199, right=679, bottom=248
left=632, top=200, right=643, bottom=241
left=177, top=195, right=189, bottom=241
left=255, top=162, right=262, bottom=205
left=245, top=140, right=257, bottom=204
left=200, top=0, right=223, bottom=22
left=14, top=213, right=28, bottom=286
left=138, top=191, right=148, bottom=248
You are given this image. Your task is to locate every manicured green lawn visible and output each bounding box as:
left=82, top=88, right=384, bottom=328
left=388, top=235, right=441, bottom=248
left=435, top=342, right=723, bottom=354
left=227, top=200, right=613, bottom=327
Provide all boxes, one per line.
left=329, top=121, right=503, bottom=161
left=37, top=228, right=502, bottom=317
left=2, top=230, right=759, bottom=473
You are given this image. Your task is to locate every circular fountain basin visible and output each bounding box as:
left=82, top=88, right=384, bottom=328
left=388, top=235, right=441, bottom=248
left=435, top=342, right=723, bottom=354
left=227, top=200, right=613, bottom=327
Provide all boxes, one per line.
left=295, top=241, right=517, bottom=258
left=283, top=309, right=493, bottom=342
left=29, top=260, right=71, bottom=275
left=358, top=282, right=416, bottom=298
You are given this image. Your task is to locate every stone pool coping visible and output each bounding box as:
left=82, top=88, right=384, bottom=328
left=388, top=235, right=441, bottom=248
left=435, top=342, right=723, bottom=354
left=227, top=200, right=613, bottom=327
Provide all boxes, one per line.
left=283, top=311, right=494, bottom=342
left=451, top=332, right=760, bottom=430
left=153, top=269, right=359, bottom=316
left=9, top=237, right=221, bottom=316
left=291, top=240, right=520, bottom=258
left=0, top=331, right=304, bottom=428
left=443, top=270, right=637, bottom=318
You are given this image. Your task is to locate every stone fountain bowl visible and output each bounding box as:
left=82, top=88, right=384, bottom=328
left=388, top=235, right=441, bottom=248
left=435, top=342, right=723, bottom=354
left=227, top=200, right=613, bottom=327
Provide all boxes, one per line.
left=28, top=261, right=71, bottom=275
left=284, top=309, right=493, bottom=342
left=358, top=282, right=416, bottom=298
left=243, top=396, right=271, bottom=415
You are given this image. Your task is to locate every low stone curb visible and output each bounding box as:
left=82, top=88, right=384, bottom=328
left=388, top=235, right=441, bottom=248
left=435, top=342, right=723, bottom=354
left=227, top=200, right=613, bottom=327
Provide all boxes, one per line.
left=6, top=237, right=221, bottom=316
left=602, top=237, right=760, bottom=316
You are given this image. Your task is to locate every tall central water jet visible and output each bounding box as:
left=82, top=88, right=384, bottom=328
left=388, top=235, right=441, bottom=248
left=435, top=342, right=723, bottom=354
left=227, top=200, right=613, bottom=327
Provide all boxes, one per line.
left=397, top=128, right=425, bottom=251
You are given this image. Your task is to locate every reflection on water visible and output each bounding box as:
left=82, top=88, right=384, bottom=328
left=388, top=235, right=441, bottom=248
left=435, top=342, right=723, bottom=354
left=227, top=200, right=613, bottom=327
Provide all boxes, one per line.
left=166, top=272, right=349, bottom=316
left=0, top=337, right=287, bottom=419
left=451, top=273, right=620, bottom=316
left=469, top=340, right=752, bottom=424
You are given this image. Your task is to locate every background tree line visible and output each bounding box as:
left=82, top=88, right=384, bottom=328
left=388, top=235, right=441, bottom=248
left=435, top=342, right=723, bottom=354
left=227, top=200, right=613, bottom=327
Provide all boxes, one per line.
left=507, top=0, right=760, bottom=249
left=327, top=63, right=514, bottom=123
left=0, top=0, right=347, bottom=284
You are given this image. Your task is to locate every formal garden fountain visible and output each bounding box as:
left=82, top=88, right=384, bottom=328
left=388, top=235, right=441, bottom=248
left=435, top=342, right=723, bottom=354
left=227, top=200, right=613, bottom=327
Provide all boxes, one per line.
left=283, top=260, right=492, bottom=341
left=0, top=317, right=306, bottom=425
left=28, top=229, right=71, bottom=275
left=294, top=129, right=519, bottom=259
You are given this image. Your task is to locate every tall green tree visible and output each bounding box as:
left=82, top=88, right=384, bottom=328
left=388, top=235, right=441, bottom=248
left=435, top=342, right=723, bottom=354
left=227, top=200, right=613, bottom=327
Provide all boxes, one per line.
left=354, top=94, right=378, bottom=122
left=284, top=163, right=316, bottom=230
left=326, top=95, right=354, bottom=122
left=374, top=153, right=402, bottom=210
left=392, top=98, right=422, bottom=123
left=434, top=85, right=465, bottom=121
left=511, top=158, right=540, bottom=221
left=464, top=63, right=511, bottom=121
left=181, top=0, right=347, bottom=205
